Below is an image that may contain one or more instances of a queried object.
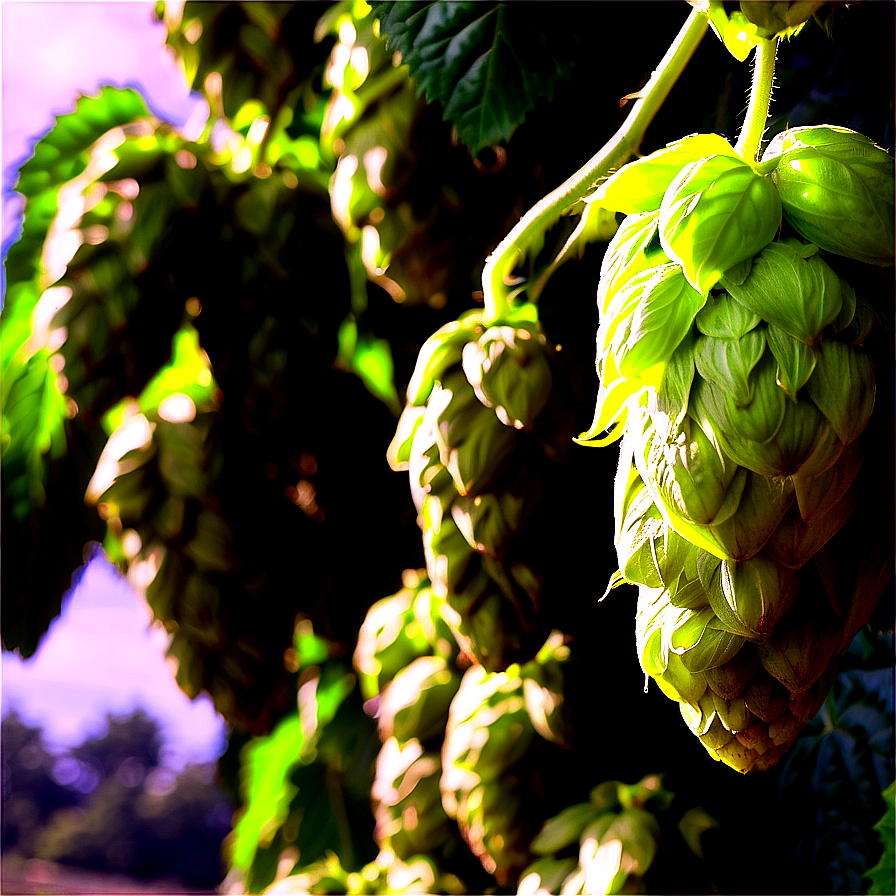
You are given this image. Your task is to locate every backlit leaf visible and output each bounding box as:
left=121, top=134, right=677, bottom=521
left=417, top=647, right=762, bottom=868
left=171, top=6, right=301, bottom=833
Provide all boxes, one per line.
left=659, top=154, right=781, bottom=295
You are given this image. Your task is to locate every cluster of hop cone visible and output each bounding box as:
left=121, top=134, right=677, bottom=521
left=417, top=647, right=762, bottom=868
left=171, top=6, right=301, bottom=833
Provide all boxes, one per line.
left=388, top=122, right=894, bottom=784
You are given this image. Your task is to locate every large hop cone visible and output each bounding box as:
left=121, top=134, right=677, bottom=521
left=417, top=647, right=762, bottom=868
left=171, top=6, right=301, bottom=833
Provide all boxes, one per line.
left=388, top=306, right=580, bottom=670
left=585, top=129, right=894, bottom=772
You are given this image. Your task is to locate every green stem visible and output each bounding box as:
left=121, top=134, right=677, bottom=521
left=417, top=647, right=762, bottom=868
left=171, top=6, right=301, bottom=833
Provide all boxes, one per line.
left=481, top=7, right=709, bottom=323
left=734, top=36, right=779, bottom=162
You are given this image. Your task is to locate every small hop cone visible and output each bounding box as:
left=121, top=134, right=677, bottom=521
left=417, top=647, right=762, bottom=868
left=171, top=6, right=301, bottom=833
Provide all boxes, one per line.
left=372, top=736, right=461, bottom=861
left=390, top=305, right=580, bottom=671
left=441, top=664, right=536, bottom=884
left=441, top=641, right=570, bottom=886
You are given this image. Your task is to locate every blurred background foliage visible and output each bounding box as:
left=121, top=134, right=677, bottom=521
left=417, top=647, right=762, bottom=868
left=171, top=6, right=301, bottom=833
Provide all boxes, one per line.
left=1, top=1, right=893, bottom=894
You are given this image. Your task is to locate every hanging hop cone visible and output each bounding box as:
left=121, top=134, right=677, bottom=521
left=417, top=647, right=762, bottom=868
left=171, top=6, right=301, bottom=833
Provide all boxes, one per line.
left=583, top=126, right=894, bottom=772
left=440, top=635, right=572, bottom=886
left=371, top=656, right=466, bottom=864
left=388, top=306, right=580, bottom=671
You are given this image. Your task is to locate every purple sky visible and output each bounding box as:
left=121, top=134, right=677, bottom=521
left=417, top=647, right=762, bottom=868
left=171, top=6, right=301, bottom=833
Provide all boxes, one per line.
left=2, top=2, right=226, bottom=769
left=2, top=1, right=207, bottom=248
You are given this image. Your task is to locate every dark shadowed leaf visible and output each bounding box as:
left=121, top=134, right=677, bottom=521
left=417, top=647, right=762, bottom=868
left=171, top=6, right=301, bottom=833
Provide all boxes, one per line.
left=371, top=2, right=575, bottom=154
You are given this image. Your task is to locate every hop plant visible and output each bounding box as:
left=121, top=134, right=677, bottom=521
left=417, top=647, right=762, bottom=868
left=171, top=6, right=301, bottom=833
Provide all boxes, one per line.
left=583, top=123, right=894, bottom=772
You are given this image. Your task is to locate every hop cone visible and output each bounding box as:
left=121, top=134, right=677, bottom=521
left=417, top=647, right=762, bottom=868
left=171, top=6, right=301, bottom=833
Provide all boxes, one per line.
left=371, top=656, right=465, bottom=864
left=356, top=576, right=464, bottom=864
left=388, top=306, right=580, bottom=671
left=585, top=128, right=894, bottom=772
left=440, top=637, right=570, bottom=886
left=353, top=569, right=458, bottom=703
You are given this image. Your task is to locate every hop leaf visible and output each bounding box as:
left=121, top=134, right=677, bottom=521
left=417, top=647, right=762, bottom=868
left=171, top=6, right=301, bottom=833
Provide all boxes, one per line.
left=372, top=2, right=577, bottom=155
left=659, top=154, right=782, bottom=295
left=593, top=133, right=738, bottom=214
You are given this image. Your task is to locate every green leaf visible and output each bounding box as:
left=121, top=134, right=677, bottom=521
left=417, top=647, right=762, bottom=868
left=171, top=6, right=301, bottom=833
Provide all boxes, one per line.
left=530, top=803, right=599, bottom=855
left=229, top=714, right=305, bottom=875
left=659, top=154, right=781, bottom=295
left=15, top=87, right=150, bottom=199
left=767, top=125, right=895, bottom=267
left=101, top=324, right=218, bottom=435
left=371, top=2, right=576, bottom=154
left=777, top=632, right=894, bottom=895
left=229, top=645, right=359, bottom=887
left=723, top=241, right=843, bottom=344
left=615, top=264, right=707, bottom=378
left=1, top=349, right=69, bottom=522
left=3, top=88, right=151, bottom=382
left=765, top=324, right=817, bottom=400
left=597, top=211, right=664, bottom=315
left=739, top=1, right=826, bottom=41
left=866, top=782, right=896, bottom=895
left=337, top=318, right=401, bottom=414
left=594, top=133, right=738, bottom=214
left=694, top=330, right=766, bottom=406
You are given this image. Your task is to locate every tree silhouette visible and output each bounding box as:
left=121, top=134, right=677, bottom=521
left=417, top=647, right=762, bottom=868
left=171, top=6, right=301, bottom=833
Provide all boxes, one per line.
left=1, top=712, right=82, bottom=855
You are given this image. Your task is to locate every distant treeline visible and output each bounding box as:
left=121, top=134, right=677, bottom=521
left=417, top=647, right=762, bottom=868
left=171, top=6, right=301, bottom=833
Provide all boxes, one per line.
left=1, top=708, right=233, bottom=890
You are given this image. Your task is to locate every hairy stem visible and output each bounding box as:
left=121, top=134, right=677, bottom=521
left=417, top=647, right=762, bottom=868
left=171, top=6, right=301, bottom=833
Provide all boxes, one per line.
left=734, top=36, right=779, bottom=162
left=481, top=7, right=709, bottom=323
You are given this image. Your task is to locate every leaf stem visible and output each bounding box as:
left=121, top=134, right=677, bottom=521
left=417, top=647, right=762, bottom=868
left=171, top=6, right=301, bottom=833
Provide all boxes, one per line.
left=734, top=36, right=779, bottom=162
left=480, top=7, right=709, bottom=323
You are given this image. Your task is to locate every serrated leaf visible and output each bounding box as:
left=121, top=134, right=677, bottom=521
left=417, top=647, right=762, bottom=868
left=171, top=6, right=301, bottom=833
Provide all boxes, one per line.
left=373, top=2, right=575, bottom=154
left=778, top=636, right=895, bottom=895
left=16, top=87, right=150, bottom=199
left=659, top=154, right=781, bottom=295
